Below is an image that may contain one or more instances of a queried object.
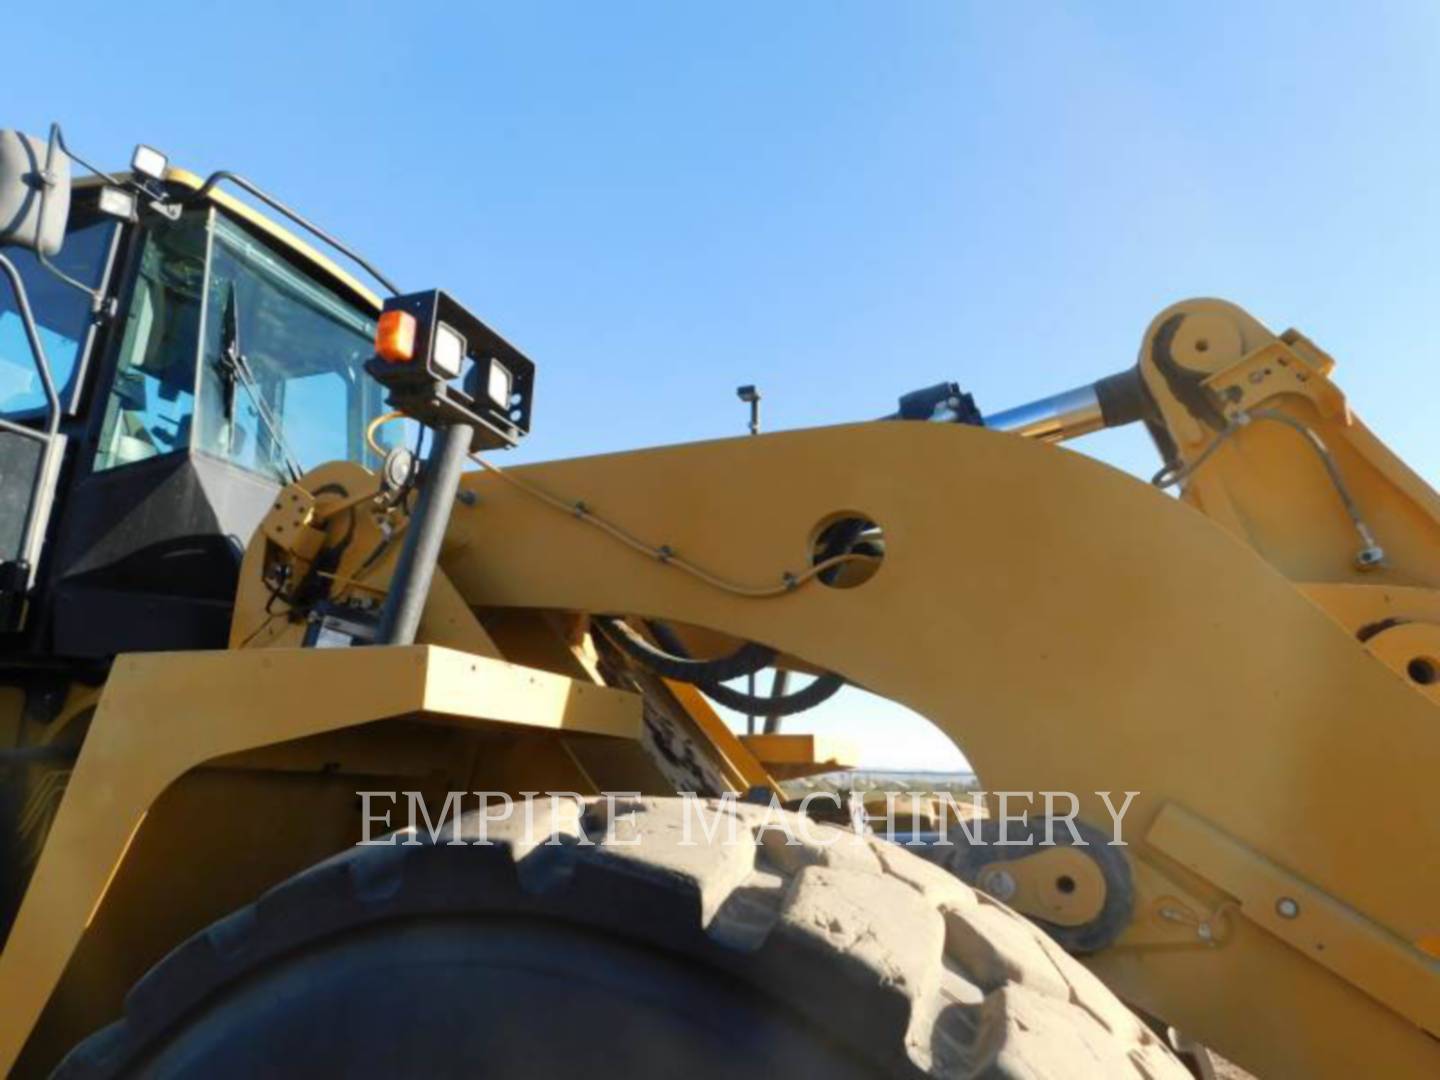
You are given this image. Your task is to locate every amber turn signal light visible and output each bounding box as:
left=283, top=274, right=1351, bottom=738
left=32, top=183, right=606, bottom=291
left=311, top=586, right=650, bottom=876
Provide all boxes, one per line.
left=375, top=310, right=418, bottom=364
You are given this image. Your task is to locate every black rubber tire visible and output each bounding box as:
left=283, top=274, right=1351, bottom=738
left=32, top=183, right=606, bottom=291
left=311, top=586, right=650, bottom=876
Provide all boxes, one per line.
left=55, top=798, right=1187, bottom=1079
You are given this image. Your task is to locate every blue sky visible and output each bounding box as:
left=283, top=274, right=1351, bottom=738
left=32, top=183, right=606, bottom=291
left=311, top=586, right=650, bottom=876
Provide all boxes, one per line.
left=12, top=3, right=1440, bottom=769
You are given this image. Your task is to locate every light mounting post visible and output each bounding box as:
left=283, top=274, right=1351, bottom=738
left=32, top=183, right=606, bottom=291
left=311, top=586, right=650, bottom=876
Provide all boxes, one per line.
left=736, top=384, right=760, bottom=437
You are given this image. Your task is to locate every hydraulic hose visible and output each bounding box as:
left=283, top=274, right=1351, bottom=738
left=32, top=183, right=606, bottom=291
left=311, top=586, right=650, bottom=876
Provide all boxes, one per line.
left=693, top=667, right=845, bottom=717
left=648, top=619, right=846, bottom=717
left=814, top=517, right=872, bottom=586
left=593, top=615, right=776, bottom=683
left=596, top=617, right=846, bottom=718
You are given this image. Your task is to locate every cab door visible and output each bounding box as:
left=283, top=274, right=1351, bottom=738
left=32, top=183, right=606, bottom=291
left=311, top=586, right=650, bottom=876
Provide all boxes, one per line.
left=0, top=214, right=121, bottom=632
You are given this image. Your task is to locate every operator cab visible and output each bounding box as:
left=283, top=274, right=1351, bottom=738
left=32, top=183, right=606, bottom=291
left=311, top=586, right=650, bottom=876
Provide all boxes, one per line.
left=0, top=129, right=405, bottom=660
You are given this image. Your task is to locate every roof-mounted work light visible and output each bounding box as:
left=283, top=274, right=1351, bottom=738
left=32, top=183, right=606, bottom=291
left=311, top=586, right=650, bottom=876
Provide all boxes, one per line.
left=365, top=289, right=535, bottom=450
left=96, top=186, right=138, bottom=222
left=131, top=144, right=169, bottom=182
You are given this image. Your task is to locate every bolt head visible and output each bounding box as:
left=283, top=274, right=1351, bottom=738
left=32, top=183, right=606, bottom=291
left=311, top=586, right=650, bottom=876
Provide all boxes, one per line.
left=1276, top=897, right=1300, bottom=919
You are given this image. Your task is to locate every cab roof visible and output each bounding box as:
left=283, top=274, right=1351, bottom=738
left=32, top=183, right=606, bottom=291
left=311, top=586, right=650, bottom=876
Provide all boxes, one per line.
left=78, top=165, right=385, bottom=314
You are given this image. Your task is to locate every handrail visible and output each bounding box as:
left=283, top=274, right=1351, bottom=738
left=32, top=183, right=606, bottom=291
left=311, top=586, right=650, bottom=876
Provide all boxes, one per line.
left=191, top=171, right=400, bottom=297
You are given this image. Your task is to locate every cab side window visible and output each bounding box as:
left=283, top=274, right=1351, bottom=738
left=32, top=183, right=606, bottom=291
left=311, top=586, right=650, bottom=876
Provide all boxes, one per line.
left=0, top=217, right=118, bottom=418
left=93, top=214, right=207, bottom=470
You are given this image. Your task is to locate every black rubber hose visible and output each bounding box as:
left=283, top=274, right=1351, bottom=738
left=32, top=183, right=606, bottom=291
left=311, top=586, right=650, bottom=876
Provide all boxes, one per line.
left=815, top=517, right=871, bottom=585
left=645, top=621, right=846, bottom=717
left=698, top=669, right=846, bottom=717
left=594, top=616, right=776, bottom=683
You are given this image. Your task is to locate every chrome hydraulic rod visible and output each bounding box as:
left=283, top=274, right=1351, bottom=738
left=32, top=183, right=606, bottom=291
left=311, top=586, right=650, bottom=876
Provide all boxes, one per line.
left=885, top=369, right=1146, bottom=442
left=984, top=383, right=1105, bottom=442
left=984, top=369, right=1148, bottom=443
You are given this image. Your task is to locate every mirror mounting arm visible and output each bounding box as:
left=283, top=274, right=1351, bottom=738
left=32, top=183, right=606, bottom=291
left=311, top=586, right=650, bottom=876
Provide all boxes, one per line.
left=0, top=253, right=60, bottom=436
left=46, top=123, right=119, bottom=188
left=33, top=125, right=109, bottom=312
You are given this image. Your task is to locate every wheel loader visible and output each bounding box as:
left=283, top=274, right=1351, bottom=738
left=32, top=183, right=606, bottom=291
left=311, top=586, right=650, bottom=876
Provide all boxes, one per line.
left=0, top=124, right=1435, bottom=1079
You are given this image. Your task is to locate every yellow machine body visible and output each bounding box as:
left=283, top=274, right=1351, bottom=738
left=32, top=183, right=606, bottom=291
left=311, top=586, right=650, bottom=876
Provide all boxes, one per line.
left=0, top=165, right=1436, bottom=1079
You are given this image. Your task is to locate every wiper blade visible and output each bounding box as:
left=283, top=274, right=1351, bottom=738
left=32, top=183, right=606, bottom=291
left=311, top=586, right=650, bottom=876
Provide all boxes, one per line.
left=218, top=282, right=303, bottom=483
left=218, top=284, right=240, bottom=423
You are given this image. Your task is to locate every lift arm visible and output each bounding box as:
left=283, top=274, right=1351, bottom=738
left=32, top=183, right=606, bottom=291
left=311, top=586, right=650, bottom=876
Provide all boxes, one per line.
left=223, top=298, right=1440, bottom=1079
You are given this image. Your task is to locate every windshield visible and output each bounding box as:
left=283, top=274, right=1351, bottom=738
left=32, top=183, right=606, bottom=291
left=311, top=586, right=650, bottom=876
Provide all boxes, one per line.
left=0, top=217, right=117, bottom=418
left=92, top=209, right=402, bottom=478
left=197, top=215, right=390, bottom=480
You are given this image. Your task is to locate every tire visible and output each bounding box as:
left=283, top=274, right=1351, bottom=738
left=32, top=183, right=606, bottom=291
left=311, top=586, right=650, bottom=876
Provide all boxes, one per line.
left=55, top=797, right=1186, bottom=1079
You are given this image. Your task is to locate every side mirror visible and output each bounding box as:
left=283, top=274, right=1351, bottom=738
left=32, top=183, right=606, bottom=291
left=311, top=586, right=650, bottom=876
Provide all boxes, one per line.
left=0, top=130, right=70, bottom=256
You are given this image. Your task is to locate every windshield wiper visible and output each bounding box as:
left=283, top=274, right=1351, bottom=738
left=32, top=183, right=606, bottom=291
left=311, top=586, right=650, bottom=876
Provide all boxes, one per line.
left=218, top=282, right=302, bottom=483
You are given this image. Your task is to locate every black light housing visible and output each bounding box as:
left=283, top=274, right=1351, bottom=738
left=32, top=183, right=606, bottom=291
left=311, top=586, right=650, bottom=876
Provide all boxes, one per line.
left=365, top=289, right=535, bottom=450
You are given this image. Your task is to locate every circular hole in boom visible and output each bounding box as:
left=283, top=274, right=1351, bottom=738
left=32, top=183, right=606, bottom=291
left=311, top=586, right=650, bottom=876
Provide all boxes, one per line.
left=809, top=512, right=884, bottom=589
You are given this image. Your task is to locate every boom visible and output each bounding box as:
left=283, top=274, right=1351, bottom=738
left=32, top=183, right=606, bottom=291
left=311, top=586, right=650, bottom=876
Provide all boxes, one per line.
left=219, top=298, right=1440, bottom=1077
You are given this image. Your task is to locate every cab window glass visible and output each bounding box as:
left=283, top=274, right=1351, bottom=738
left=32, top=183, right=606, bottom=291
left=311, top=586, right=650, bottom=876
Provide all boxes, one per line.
left=93, top=214, right=206, bottom=470
left=0, top=218, right=117, bottom=417
left=198, top=216, right=376, bottom=480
